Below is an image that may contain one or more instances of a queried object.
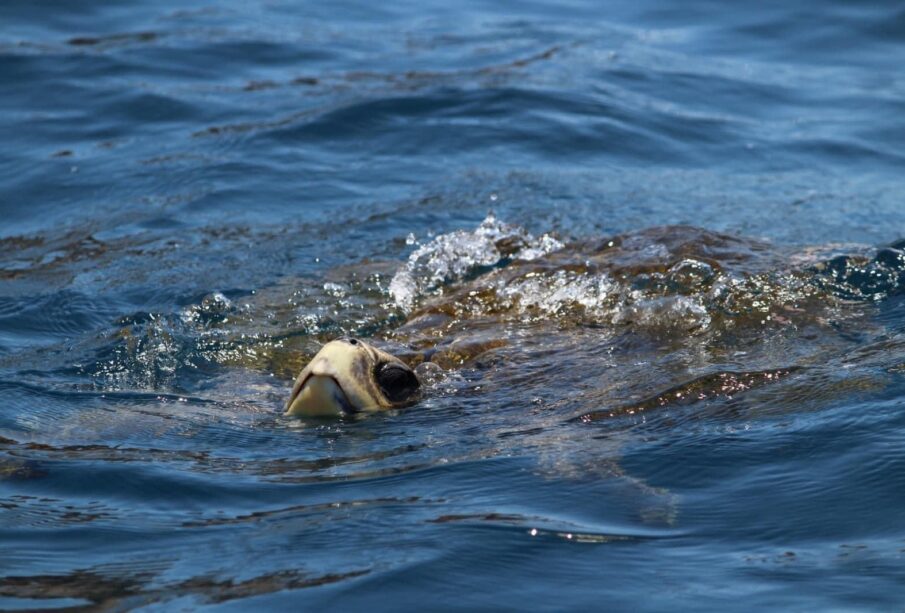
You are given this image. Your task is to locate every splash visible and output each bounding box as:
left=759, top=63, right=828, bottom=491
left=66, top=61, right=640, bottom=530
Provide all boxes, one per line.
left=389, top=214, right=563, bottom=311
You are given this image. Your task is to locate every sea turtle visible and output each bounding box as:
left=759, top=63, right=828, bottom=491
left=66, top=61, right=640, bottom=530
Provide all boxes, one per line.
left=282, top=216, right=905, bottom=418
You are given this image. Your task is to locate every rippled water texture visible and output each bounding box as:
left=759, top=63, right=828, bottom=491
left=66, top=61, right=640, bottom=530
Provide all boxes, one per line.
left=3, top=1, right=905, bottom=610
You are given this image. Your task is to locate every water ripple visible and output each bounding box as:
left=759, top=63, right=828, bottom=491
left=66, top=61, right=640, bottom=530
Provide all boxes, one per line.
left=4, top=0, right=905, bottom=609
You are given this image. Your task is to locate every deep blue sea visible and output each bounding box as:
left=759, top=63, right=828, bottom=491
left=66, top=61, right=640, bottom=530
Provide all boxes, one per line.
left=3, top=1, right=905, bottom=610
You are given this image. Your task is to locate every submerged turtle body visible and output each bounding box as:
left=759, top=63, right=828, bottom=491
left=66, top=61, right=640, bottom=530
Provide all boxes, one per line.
left=284, top=220, right=905, bottom=417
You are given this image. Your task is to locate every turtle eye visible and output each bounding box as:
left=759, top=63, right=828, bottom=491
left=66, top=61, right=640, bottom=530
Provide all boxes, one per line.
left=375, top=362, right=420, bottom=403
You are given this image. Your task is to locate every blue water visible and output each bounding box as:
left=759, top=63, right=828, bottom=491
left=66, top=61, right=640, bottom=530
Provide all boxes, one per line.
left=3, top=1, right=905, bottom=610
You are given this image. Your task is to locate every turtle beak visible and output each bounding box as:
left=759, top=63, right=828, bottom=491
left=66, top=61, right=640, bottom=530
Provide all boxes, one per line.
left=286, top=371, right=356, bottom=416
left=286, top=354, right=357, bottom=416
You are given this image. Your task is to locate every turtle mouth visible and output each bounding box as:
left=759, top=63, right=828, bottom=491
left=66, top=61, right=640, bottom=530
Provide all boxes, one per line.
left=289, top=373, right=359, bottom=416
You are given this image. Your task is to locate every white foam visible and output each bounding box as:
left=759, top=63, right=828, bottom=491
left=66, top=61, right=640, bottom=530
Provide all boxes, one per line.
left=389, top=214, right=563, bottom=311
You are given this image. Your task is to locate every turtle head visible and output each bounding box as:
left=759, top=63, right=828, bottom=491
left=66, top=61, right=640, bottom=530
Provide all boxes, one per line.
left=285, top=338, right=421, bottom=417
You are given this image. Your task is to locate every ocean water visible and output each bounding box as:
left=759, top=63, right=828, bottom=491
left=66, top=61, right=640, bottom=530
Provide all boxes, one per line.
left=2, top=1, right=905, bottom=610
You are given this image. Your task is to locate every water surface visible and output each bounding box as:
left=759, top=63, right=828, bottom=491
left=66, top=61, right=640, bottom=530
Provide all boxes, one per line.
left=2, top=1, right=905, bottom=610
